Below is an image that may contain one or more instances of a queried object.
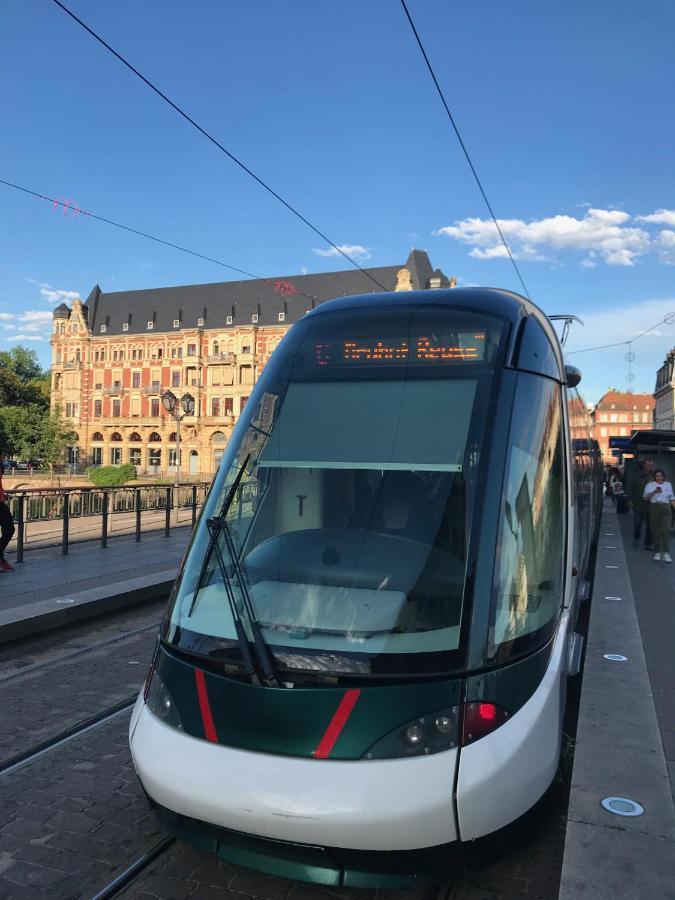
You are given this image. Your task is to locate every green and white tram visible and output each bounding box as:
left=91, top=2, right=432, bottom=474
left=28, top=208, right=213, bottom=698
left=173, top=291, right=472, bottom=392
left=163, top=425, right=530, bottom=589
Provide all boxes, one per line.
left=130, top=288, right=600, bottom=888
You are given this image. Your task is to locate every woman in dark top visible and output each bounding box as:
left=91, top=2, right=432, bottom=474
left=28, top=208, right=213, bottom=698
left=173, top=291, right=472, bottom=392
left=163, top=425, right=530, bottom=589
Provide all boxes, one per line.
left=0, top=459, right=15, bottom=572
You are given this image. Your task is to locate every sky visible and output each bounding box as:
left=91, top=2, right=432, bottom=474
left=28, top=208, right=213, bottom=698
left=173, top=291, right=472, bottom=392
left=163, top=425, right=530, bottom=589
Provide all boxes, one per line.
left=1, top=0, right=675, bottom=404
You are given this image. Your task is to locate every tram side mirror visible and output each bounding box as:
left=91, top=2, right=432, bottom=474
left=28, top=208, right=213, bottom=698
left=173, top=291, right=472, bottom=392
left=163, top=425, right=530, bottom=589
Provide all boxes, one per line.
left=565, top=365, right=582, bottom=388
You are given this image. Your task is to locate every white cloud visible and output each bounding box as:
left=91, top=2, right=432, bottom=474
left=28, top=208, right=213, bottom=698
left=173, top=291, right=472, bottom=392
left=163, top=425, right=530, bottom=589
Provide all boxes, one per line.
left=312, top=244, right=372, bottom=260
left=0, top=313, right=15, bottom=321
left=3, top=334, right=45, bottom=342
left=658, top=230, right=675, bottom=265
left=636, top=209, right=675, bottom=226
left=20, top=310, right=52, bottom=326
left=27, top=278, right=81, bottom=305
left=435, top=208, right=651, bottom=267
left=40, top=287, right=81, bottom=304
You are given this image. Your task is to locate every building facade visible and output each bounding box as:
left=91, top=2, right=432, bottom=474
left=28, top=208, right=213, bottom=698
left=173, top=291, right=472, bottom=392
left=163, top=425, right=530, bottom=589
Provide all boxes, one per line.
left=51, top=251, right=454, bottom=479
left=591, top=390, right=654, bottom=463
left=654, top=349, right=675, bottom=430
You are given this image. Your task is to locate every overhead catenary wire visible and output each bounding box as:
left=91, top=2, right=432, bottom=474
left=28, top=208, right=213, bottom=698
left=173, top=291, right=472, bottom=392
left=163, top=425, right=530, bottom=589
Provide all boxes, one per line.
left=48, top=0, right=388, bottom=293
left=399, top=0, right=532, bottom=302
left=0, top=177, right=324, bottom=306
left=567, top=314, right=675, bottom=355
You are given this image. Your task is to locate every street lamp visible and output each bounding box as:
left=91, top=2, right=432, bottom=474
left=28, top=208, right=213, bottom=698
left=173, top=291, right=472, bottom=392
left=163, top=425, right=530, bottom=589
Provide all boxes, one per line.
left=162, top=391, right=195, bottom=521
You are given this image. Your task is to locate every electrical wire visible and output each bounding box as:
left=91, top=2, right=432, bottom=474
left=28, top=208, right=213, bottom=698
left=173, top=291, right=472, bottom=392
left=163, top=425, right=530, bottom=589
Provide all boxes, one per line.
left=399, top=0, right=532, bottom=302
left=0, top=177, right=326, bottom=306
left=567, top=315, right=675, bottom=355
left=48, top=0, right=388, bottom=293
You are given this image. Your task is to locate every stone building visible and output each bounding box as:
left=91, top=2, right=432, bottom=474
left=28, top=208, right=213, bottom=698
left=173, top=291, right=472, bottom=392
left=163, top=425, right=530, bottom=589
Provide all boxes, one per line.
left=51, top=250, right=454, bottom=478
left=654, top=349, right=675, bottom=430
left=591, top=390, right=654, bottom=463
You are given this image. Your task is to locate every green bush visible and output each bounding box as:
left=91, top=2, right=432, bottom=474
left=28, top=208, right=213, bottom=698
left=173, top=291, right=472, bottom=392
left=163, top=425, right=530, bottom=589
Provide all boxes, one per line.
left=87, top=464, right=137, bottom=486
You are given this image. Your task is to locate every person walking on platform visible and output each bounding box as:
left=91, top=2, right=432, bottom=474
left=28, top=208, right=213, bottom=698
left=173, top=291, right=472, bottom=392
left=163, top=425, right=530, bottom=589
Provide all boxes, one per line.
left=644, top=469, right=675, bottom=563
left=0, top=458, right=15, bottom=572
left=629, top=459, right=654, bottom=549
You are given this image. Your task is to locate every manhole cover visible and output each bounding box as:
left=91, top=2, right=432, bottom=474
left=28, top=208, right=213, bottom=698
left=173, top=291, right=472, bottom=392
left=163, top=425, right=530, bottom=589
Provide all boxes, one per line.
left=55, top=598, right=75, bottom=604
left=603, top=653, right=628, bottom=661
left=601, top=797, right=644, bottom=817
left=604, top=596, right=622, bottom=601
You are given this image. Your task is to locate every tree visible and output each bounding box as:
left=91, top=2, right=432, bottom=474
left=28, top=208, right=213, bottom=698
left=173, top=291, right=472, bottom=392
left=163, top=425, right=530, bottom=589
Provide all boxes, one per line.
left=0, top=346, right=43, bottom=382
left=0, top=347, right=50, bottom=411
left=0, top=405, right=75, bottom=476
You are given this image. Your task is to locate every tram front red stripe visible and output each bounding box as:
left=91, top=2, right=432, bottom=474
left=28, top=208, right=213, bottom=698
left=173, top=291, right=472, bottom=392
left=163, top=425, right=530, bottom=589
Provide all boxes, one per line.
left=194, top=669, right=219, bottom=743
left=314, top=689, right=361, bottom=759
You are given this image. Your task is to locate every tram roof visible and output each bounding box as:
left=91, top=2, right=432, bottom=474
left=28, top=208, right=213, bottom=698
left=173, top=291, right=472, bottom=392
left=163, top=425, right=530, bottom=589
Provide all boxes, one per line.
left=307, top=287, right=566, bottom=382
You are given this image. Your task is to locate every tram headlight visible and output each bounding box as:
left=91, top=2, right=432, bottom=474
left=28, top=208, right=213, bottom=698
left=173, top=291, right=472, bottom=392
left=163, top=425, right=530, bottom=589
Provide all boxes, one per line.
left=145, top=671, right=183, bottom=732
left=362, top=707, right=459, bottom=759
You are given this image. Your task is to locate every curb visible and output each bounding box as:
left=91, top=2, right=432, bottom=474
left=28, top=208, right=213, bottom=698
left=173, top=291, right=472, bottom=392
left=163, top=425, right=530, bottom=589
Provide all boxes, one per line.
left=0, top=569, right=177, bottom=644
left=559, top=503, right=675, bottom=898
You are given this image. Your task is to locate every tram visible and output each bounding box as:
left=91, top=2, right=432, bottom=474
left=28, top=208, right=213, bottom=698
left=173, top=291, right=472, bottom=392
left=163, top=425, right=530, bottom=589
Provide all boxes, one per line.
left=130, top=288, right=602, bottom=888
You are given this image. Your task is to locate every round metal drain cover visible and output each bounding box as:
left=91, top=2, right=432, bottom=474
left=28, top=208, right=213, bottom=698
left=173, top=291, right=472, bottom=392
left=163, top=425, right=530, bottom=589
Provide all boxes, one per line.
left=603, top=653, right=628, bottom=661
left=601, top=797, right=644, bottom=817
left=55, top=598, right=75, bottom=604
left=604, top=596, right=622, bottom=601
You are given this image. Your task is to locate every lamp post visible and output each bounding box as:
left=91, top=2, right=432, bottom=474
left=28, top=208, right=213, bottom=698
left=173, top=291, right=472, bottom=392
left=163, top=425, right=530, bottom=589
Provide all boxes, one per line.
left=161, top=390, right=195, bottom=524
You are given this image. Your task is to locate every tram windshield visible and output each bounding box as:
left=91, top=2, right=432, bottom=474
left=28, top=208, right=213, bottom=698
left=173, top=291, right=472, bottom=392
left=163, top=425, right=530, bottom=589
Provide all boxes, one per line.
left=165, top=306, right=506, bottom=677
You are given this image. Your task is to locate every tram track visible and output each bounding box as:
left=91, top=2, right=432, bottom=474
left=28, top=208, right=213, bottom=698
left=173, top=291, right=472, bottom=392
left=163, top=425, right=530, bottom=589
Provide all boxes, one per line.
left=0, top=619, right=160, bottom=684
left=0, top=696, right=137, bottom=777
left=90, top=835, right=176, bottom=899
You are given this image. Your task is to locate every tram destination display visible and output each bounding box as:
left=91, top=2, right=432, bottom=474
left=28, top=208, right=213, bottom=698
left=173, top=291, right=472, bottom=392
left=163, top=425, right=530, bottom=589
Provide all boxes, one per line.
left=315, top=331, right=487, bottom=367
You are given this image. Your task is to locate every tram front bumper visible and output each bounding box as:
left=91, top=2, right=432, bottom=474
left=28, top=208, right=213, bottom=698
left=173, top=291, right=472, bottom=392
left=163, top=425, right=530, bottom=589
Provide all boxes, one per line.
left=130, top=701, right=458, bottom=855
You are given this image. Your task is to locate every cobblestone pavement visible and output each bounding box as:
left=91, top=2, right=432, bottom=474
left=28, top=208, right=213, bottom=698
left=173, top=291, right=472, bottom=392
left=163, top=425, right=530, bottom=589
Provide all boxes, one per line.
left=0, top=713, right=162, bottom=899
left=0, top=598, right=167, bottom=677
left=0, top=625, right=158, bottom=767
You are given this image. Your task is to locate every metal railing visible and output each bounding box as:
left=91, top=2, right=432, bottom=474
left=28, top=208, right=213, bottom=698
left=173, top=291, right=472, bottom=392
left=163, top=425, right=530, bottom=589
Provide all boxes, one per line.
left=6, top=482, right=212, bottom=559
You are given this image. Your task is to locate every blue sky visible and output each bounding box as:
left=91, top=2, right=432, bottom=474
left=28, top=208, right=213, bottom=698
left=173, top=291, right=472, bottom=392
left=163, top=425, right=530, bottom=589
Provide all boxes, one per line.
left=1, top=0, right=674, bottom=403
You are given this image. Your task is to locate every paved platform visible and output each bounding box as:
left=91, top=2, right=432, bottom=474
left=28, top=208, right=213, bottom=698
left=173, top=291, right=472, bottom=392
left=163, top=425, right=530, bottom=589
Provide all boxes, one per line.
left=0, top=527, right=191, bottom=643
left=560, top=501, right=675, bottom=898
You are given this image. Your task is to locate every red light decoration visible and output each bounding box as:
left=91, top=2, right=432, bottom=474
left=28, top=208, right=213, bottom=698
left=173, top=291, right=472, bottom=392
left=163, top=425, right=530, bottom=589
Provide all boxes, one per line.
left=272, top=280, right=297, bottom=296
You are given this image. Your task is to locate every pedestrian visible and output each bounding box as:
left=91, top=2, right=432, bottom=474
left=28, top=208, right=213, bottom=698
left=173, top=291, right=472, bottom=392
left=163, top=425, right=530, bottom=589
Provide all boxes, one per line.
left=609, top=468, right=623, bottom=506
left=0, top=458, right=15, bottom=572
left=628, top=459, right=654, bottom=549
left=644, top=469, right=675, bottom=563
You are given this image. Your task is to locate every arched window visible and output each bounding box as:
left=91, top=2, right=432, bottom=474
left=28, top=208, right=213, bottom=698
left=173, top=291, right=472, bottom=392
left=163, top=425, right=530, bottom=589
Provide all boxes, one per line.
left=168, top=432, right=178, bottom=442
left=212, top=431, right=227, bottom=443
left=110, top=432, right=123, bottom=442
left=148, top=432, right=162, bottom=442
left=129, top=432, right=142, bottom=442
left=91, top=432, right=104, bottom=442
left=212, top=341, right=219, bottom=356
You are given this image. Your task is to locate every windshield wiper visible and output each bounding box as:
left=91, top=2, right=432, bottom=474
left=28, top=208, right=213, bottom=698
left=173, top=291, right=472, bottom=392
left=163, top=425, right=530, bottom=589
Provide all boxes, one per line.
left=187, top=454, right=278, bottom=687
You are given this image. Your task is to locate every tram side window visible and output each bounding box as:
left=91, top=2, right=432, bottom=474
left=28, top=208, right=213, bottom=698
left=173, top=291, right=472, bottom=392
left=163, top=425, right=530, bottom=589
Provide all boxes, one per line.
left=490, top=375, right=565, bottom=659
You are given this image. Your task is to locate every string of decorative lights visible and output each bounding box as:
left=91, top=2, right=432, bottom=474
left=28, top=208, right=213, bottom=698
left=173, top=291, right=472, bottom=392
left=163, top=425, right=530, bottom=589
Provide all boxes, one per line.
left=399, top=0, right=532, bottom=302
left=48, top=0, right=389, bottom=293
left=0, top=177, right=325, bottom=306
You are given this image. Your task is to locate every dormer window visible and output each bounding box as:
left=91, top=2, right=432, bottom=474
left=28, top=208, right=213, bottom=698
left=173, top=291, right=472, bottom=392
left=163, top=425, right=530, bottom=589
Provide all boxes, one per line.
left=252, top=314, right=259, bottom=323
left=122, top=323, right=129, bottom=332
left=147, top=322, right=154, bottom=330
left=173, top=319, right=180, bottom=328
left=226, top=315, right=233, bottom=325
left=197, top=317, right=205, bottom=326
left=100, top=324, right=107, bottom=333
left=278, top=312, right=286, bottom=322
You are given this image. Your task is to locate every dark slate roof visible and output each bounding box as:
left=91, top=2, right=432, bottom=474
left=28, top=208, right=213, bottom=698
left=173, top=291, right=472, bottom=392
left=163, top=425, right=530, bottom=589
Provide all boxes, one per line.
left=86, top=251, right=445, bottom=336
left=53, top=303, right=70, bottom=319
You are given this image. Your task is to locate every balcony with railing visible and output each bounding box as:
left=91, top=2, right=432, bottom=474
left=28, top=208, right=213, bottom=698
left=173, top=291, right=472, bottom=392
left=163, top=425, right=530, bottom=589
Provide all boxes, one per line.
left=141, top=383, right=162, bottom=395
left=63, top=361, right=82, bottom=370
left=103, top=385, right=123, bottom=395
left=206, top=352, right=235, bottom=364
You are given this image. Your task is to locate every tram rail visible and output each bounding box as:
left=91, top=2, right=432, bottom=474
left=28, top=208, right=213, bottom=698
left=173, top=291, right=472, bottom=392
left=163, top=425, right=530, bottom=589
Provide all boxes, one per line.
left=90, top=835, right=176, bottom=900
left=0, top=698, right=137, bottom=777
left=0, top=620, right=161, bottom=684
